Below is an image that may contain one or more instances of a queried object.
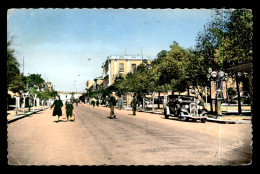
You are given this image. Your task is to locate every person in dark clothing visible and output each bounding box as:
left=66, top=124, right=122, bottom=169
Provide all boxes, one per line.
left=96, top=99, right=99, bottom=107
left=109, top=92, right=117, bottom=118
left=51, top=95, right=63, bottom=122
left=91, top=100, right=96, bottom=107
left=65, top=100, right=74, bottom=121
left=118, top=97, right=123, bottom=110
left=76, top=99, right=79, bottom=106
left=132, top=95, right=137, bottom=116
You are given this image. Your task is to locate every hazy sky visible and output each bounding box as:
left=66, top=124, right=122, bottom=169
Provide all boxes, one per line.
left=7, top=9, right=214, bottom=92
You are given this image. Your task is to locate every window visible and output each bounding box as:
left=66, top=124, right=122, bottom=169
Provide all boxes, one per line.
left=119, top=63, right=124, bottom=73
left=131, top=64, right=136, bottom=72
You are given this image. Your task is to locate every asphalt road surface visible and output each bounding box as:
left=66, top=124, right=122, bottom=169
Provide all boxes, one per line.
left=7, top=104, right=252, bottom=166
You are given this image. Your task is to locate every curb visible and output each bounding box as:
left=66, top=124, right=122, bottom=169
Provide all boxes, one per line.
left=116, top=107, right=251, bottom=124
left=207, top=118, right=251, bottom=124
left=7, top=107, right=49, bottom=124
left=141, top=110, right=251, bottom=124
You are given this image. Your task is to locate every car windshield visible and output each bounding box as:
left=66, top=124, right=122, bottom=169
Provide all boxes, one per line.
left=168, top=95, right=194, bottom=102
left=180, top=96, right=194, bottom=101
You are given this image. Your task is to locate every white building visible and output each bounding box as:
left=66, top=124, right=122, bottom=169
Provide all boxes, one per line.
left=58, top=91, right=83, bottom=104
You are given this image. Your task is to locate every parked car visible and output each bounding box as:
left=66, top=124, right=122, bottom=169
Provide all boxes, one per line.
left=145, top=101, right=153, bottom=108
left=164, top=95, right=207, bottom=123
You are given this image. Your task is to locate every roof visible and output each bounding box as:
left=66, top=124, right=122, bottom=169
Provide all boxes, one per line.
left=94, top=76, right=103, bottom=80
left=108, top=55, right=156, bottom=60
left=226, top=63, right=253, bottom=73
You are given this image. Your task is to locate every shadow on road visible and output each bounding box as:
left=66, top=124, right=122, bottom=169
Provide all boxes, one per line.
left=160, top=116, right=202, bottom=123
left=107, top=117, right=118, bottom=119
left=53, top=120, right=67, bottom=123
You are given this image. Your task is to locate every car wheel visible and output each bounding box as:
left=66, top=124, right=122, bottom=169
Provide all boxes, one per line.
left=201, top=118, right=206, bottom=123
left=164, top=109, right=169, bottom=119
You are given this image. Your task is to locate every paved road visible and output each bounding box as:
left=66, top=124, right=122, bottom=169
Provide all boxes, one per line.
left=7, top=104, right=252, bottom=165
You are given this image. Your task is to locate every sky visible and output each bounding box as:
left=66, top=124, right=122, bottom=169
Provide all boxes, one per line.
left=7, top=9, right=215, bottom=92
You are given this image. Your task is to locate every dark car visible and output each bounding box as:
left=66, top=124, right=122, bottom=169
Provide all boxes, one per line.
left=164, top=95, right=207, bottom=123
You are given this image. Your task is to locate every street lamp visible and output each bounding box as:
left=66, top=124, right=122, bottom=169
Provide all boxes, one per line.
left=207, top=69, right=228, bottom=118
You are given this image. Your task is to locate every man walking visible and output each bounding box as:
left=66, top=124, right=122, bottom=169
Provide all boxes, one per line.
left=96, top=99, right=99, bottom=107
left=76, top=99, right=79, bottom=106
left=132, top=94, right=137, bottom=116
left=109, top=92, right=117, bottom=118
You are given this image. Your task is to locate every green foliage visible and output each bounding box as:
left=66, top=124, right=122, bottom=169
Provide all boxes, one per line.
left=90, top=9, right=253, bottom=100
left=7, top=36, right=26, bottom=93
left=225, top=9, right=253, bottom=65
left=195, top=9, right=252, bottom=70
left=26, top=74, right=45, bottom=90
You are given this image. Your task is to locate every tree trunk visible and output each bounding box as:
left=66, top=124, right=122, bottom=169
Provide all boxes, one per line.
left=235, top=73, right=242, bottom=114
left=248, top=71, right=253, bottom=114
left=209, top=82, right=213, bottom=113
left=143, top=95, right=145, bottom=109
left=158, top=92, right=160, bottom=109
left=152, top=91, right=155, bottom=112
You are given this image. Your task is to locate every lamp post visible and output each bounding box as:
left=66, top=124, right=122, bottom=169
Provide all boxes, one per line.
left=207, top=68, right=228, bottom=118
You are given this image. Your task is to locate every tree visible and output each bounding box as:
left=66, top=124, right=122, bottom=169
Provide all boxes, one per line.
left=7, top=36, right=25, bottom=93
left=26, top=74, right=45, bottom=91
left=195, top=9, right=253, bottom=114
left=155, top=42, right=191, bottom=93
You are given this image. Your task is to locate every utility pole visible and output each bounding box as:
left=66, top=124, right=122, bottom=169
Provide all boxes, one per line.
left=23, top=56, right=24, bottom=75
left=141, top=47, right=143, bottom=60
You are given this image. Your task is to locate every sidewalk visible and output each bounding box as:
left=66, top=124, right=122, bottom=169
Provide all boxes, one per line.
left=7, top=106, right=49, bottom=123
left=135, top=107, right=251, bottom=124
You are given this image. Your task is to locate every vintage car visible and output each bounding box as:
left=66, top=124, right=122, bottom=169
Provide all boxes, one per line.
left=164, top=95, right=207, bottom=123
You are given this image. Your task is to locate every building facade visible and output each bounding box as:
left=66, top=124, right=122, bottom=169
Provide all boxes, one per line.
left=45, top=82, right=54, bottom=92
left=101, top=55, right=155, bottom=88
left=85, top=80, right=95, bottom=92
left=58, top=91, right=83, bottom=104
left=93, top=76, right=103, bottom=91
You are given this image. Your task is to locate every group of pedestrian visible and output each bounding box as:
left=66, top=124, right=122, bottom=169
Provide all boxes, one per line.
left=108, top=92, right=137, bottom=118
left=90, top=99, right=100, bottom=108
left=50, top=92, right=138, bottom=121
left=51, top=95, right=74, bottom=122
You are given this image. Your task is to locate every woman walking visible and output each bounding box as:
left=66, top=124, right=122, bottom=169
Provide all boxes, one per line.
left=51, top=95, right=63, bottom=122
left=65, top=100, right=74, bottom=121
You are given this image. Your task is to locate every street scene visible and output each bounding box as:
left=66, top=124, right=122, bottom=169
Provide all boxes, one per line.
left=7, top=9, right=253, bottom=166
left=8, top=103, right=252, bottom=165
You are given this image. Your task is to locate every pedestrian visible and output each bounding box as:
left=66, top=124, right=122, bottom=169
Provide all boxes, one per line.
left=91, top=100, right=96, bottom=107
left=198, top=93, right=205, bottom=109
left=132, top=95, right=137, bottom=116
left=76, top=99, right=78, bottom=106
left=96, top=99, right=99, bottom=107
left=51, top=95, right=63, bottom=122
left=109, top=92, right=117, bottom=118
left=118, top=97, right=123, bottom=110
left=65, top=99, right=69, bottom=106
left=65, top=100, right=74, bottom=121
